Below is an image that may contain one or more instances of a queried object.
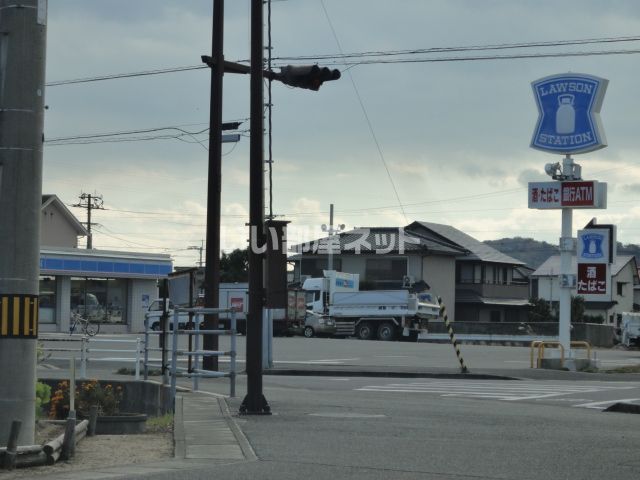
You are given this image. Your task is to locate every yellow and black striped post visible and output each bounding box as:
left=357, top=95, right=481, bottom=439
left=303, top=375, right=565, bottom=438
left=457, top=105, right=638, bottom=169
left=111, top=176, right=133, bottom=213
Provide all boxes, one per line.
left=437, top=296, right=468, bottom=374
left=0, top=294, right=39, bottom=339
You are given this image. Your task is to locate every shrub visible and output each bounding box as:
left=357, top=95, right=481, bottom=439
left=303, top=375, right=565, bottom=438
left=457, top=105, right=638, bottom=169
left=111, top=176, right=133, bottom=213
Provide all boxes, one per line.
left=35, top=382, right=51, bottom=419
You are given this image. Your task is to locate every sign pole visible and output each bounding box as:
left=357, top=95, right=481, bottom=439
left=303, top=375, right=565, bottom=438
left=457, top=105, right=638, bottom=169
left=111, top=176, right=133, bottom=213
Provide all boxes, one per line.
left=559, top=155, right=574, bottom=354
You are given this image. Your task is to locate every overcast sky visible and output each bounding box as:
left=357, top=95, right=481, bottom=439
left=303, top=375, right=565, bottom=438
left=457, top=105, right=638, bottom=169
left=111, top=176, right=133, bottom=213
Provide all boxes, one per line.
left=42, top=0, right=640, bottom=266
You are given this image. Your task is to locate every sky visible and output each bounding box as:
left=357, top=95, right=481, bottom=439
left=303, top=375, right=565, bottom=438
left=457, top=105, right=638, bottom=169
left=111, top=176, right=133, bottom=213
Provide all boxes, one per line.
left=42, top=0, right=640, bottom=267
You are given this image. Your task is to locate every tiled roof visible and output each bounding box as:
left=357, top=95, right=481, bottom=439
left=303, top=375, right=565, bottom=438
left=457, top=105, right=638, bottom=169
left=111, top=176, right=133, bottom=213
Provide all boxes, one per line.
left=408, top=221, right=526, bottom=265
left=532, top=255, right=638, bottom=279
left=290, top=226, right=466, bottom=256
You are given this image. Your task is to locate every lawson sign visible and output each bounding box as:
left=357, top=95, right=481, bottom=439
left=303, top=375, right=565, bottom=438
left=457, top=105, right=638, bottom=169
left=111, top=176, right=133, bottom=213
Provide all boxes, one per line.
left=531, top=73, right=608, bottom=155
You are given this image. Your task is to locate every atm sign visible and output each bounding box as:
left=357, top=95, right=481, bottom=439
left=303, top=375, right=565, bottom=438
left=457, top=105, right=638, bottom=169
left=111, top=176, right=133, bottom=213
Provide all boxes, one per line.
left=528, top=180, right=606, bottom=209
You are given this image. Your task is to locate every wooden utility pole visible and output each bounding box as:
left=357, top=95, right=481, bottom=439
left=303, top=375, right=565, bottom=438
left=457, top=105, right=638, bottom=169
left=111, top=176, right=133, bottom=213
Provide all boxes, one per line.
left=0, top=0, right=47, bottom=446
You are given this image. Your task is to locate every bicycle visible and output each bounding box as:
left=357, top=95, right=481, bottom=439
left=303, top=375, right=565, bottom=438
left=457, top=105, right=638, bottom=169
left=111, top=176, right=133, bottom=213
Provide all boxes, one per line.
left=69, top=312, right=100, bottom=336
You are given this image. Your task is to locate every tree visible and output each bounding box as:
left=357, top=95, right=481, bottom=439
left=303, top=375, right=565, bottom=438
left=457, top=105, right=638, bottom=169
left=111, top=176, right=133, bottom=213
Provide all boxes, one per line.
left=528, top=297, right=556, bottom=322
left=571, top=295, right=586, bottom=323
left=220, top=248, right=249, bottom=282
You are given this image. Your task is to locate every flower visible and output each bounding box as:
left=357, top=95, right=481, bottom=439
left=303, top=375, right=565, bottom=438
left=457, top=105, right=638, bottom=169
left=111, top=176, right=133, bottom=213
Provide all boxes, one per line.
left=48, top=380, right=124, bottom=419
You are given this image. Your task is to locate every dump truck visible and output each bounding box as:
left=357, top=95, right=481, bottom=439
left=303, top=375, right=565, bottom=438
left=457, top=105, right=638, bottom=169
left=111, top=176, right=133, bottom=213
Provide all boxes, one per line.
left=301, top=270, right=440, bottom=341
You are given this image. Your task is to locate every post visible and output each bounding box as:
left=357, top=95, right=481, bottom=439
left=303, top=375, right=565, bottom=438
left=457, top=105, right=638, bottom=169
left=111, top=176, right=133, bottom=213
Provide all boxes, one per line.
left=60, top=410, right=76, bottom=461
left=0, top=0, right=47, bottom=447
left=170, top=309, right=179, bottom=409
left=240, top=0, right=270, bottom=415
left=328, top=203, right=334, bottom=271
left=559, top=155, right=574, bottom=354
left=230, top=310, right=237, bottom=398
left=87, top=405, right=98, bottom=437
left=143, top=317, right=149, bottom=381
left=203, top=0, right=224, bottom=371
left=135, top=337, right=141, bottom=381
left=1, top=421, right=21, bottom=470
left=193, top=311, right=201, bottom=392
left=80, top=336, right=87, bottom=379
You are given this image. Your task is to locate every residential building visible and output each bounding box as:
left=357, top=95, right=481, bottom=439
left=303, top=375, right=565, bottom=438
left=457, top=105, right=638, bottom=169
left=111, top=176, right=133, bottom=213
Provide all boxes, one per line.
left=406, top=222, right=532, bottom=323
left=531, top=255, right=639, bottom=326
left=39, top=195, right=171, bottom=333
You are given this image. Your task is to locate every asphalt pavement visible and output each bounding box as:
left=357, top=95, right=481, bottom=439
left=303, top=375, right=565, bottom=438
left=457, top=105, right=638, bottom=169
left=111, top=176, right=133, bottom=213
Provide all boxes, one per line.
left=31, top=336, right=640, bottom=479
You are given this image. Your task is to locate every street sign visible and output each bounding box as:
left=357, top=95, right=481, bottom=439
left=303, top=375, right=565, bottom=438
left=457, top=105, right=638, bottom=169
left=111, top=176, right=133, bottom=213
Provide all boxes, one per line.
left=531, top=73, right=608, bottom=154
left=528, top=180, right=607, bottom=209
left=577, top=263, right=610, bottom=299
left=577, top=228, right=613, bottom=264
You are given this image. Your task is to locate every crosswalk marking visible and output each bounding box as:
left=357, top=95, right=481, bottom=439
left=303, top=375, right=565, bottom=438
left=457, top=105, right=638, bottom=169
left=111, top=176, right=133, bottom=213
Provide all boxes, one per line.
left=356, top=380, right=635, bottom=401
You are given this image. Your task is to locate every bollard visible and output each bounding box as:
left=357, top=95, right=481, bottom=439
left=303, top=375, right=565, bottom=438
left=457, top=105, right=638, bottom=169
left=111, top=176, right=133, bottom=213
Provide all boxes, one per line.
left=80, top=336, right=88, bottom=379
left=60, top=411, right=76, bottom=460
left=88, top=405, right=98, bottom=437
left=437, top=297, right=469, bottom=374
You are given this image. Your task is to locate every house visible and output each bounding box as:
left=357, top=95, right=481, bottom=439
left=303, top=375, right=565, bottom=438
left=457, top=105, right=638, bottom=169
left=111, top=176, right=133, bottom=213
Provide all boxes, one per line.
left=291, top=221, right=531, bottom=322
left=38, top=195, right=172, bottom=333
left=531, top=255, right=640, bottom=326
left=406, top=222, right=532, bottom=323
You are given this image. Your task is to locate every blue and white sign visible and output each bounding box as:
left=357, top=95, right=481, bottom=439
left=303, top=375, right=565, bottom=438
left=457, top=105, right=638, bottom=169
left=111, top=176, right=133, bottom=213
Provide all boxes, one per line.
left=531, top=73, right=608, bottom=154
left=577, top=228, right=611, bottom=264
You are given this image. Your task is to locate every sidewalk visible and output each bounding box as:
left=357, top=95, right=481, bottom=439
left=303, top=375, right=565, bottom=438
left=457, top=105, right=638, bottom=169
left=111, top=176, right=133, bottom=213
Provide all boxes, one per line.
left=173, top=392, right=255, bottom=462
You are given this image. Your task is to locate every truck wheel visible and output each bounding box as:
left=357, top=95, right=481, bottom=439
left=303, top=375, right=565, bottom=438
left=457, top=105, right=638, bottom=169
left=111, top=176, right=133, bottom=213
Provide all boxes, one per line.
left=377, top=322, right=396, bottom=341
left=303, top=326, right=315, bottom=338
left=356, top=322, right=375, bottom=340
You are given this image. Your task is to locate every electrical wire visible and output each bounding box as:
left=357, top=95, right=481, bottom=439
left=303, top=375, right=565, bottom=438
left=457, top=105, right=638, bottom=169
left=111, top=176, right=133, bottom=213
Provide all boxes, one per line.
left=45, top=36, right=640, bottom=87
left=320, top=0, right=408, bottom=223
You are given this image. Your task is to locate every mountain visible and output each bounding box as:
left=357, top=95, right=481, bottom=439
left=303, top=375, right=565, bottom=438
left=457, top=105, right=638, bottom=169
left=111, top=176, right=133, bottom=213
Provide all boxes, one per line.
left=484, top=237, right=558, bottom=270
left=484, top=237, right=640, bottom=270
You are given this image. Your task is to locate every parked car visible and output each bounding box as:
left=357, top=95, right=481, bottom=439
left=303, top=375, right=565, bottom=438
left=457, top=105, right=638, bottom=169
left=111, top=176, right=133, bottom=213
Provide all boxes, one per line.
left=302, top=311, right=337, bottom=338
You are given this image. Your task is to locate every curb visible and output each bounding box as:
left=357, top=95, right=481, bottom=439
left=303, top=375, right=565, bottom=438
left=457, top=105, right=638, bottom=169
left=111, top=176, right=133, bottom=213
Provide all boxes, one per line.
left=263, top=369, right=519, bottom=381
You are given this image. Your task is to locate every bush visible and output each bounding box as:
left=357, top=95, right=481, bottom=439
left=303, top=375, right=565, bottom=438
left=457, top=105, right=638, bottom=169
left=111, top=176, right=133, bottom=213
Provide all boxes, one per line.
left=35, top=382, right=51, bottom=419
left=49, top=380, right=123, bottom=419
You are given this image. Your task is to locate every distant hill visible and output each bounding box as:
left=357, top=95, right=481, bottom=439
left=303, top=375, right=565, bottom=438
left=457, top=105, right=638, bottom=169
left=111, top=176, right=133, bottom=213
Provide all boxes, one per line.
left=484, top=237, right=640, bottom=270
left=484, top=237, right=558, bottom=270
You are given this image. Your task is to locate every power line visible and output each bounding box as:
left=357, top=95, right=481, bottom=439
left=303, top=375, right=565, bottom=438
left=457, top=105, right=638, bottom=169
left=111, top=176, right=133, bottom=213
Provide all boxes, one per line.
left=320, top=0, right=408, bottom=223
left=44, top=35, right=640, bottom=87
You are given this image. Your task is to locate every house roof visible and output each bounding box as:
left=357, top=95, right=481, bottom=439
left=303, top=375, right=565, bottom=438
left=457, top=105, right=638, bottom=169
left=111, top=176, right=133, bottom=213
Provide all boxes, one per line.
left=290, top=226, right=467, bottom=256
left=532, top=255, right=639, bottom=282
left=42, top=194, right=89, bottom=236
left=407, top=221, right=526, bottom=265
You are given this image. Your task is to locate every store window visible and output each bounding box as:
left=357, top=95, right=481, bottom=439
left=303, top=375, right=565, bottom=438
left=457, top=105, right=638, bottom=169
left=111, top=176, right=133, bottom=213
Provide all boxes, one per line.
left=70, top=277, right=127, bottom=324
left=39, top=276, right=57, bottom=324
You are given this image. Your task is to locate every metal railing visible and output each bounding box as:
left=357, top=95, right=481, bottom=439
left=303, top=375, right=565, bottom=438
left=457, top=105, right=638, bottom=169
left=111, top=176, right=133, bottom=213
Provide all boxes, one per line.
left=530, top=340, right=593, bottom=368
left=39, top=334, right=143, bottom=379
left=142, top=307, right=238, bottom=407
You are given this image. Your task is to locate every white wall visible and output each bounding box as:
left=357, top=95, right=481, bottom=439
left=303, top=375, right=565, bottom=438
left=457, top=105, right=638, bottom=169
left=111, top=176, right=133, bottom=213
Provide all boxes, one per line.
left=128, top=280, right=159, bottom=332
left=40, top=204, right=79, bottom=248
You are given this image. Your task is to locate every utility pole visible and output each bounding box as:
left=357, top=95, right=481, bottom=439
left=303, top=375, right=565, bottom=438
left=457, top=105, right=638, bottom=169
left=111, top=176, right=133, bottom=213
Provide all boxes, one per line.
left=73, top=192, right=104, bottom=249
left=0, top=0, right=47, bottom=446
left=202, top=0, right=224, bottom=371
left=240, top=0, right=269, bottom=414
left=188, top=240, right=204, bottom=267
left=322, top=204, right=345, bottom=271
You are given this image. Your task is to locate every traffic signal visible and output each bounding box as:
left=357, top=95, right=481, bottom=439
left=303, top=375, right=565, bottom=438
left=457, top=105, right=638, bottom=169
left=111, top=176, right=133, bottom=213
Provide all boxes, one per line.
left=279, top=65, right=341, bottom=91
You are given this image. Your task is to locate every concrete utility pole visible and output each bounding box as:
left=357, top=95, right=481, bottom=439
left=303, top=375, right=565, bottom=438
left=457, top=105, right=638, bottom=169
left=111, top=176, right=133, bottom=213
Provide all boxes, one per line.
left=0, top=0, right=47, bottom=446
left=72, top=192, right=104, bottom=249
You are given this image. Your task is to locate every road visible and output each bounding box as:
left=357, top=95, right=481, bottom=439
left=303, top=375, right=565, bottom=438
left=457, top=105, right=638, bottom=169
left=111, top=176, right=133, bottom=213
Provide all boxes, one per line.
left=36, top=335, right=640, bottom=479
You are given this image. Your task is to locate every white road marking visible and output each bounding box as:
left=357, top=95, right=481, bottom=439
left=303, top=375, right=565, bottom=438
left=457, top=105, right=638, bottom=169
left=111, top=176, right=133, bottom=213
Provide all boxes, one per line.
left=356, top=380, right=636, bottom=402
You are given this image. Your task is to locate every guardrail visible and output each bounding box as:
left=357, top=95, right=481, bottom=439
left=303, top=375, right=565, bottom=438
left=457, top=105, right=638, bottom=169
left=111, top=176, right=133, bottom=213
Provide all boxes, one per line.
left=39, top=334, right=143, bottom=380
left=530, top=340, right=593, bottom=368
left=142, top=307, right=238, bottom=407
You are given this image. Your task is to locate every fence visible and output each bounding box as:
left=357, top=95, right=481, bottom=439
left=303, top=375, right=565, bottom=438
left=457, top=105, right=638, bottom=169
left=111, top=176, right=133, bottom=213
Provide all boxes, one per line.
left=143, top=307, right=238, bottom=407
left=40, top=334, right=143, bottom=380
